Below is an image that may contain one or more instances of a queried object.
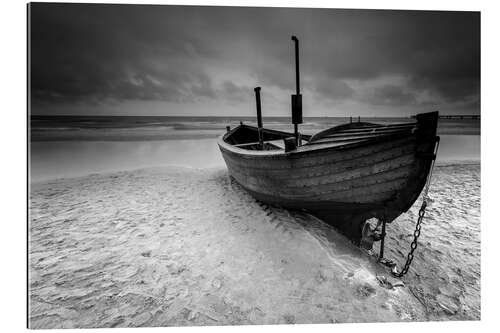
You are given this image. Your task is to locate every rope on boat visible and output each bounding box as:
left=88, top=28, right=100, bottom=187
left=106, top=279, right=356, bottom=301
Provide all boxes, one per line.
left=390, top=136, right=441, bottom=278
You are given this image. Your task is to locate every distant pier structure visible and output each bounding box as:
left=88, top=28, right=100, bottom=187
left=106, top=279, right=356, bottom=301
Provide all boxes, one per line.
left=411, top=114, right=480, bottom=120
left=439, top=114, right=480, bottom=120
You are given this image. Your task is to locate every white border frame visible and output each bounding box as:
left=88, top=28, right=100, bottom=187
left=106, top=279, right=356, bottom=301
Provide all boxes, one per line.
left=2, top=1, right=496, bottom=332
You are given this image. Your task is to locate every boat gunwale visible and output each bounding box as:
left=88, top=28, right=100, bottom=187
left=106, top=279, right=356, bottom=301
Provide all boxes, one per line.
left=217, top=125, right=416, bottom=159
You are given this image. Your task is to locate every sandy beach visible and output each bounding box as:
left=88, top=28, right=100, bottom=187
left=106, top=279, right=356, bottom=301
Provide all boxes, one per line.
left=28, top=162, right=480, bottom=328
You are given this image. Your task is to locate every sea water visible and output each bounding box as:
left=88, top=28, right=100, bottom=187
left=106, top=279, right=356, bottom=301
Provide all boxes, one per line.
left=29, top=116, right=480, bottom=182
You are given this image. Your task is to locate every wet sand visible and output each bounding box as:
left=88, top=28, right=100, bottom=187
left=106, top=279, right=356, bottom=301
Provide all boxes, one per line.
left=28, top=163, right=480, bottom=328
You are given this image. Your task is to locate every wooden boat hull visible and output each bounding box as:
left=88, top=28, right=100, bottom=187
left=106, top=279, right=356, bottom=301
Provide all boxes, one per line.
left=218, top=112, right=439, bottom=245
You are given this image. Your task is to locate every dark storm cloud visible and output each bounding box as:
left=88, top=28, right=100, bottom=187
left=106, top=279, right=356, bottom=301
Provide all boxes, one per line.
left=313, top=78, right=355, bottom=100
left=30, top=4, right=218, bottom=105
left=362, top=85, right=417, bottom=106
left=29, top=4, right=479, bottom=113
left=219, top=81, right=253, bottom=103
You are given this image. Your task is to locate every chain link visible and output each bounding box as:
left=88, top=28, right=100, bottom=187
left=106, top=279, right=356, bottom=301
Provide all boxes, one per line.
left=391, top=137, right=440, bottom=278
left=392, top=200, right=427, bottom=277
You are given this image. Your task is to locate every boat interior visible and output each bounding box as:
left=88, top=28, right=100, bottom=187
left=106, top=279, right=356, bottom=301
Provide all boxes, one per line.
left=224, top=121, right=418, bottom=151
left=224, top=125, right=306, bottom=151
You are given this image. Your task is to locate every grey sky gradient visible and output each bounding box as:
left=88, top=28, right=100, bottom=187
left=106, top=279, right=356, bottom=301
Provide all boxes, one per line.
left=29, top=4, right=480, bottom=117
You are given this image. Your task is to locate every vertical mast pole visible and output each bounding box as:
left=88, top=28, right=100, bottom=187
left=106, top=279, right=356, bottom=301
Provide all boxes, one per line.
left=291, top=36, right=302, bottom=146
left=254, top=87, right=263, bottom=147
left=292, top=36, right=300, bottom=95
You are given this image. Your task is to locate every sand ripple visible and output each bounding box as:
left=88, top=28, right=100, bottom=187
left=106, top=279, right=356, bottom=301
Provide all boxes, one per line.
left=29, top=164, right=479, bottom=328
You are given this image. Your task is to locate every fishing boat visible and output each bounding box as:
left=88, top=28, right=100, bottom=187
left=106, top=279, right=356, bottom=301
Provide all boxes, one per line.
left=218, top=36, right=439, bottom=249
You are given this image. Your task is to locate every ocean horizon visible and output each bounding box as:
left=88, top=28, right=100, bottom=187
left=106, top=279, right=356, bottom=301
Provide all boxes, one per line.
left=30, top=115, right=480, bottom=142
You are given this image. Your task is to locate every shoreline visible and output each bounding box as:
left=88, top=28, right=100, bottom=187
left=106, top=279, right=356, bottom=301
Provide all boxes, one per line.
left=30, top=160, right=481, bottom=185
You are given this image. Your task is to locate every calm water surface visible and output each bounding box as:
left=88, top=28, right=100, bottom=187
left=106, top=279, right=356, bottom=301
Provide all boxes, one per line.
left=29, top=116, right=480, bottom=182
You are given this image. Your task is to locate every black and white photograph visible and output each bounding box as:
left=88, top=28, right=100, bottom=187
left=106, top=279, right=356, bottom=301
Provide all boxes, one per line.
left=26, top=1, right=482, bottom=329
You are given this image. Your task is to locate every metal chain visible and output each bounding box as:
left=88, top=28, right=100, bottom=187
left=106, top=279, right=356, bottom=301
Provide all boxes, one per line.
left=391, top=137, right=440, bottom=278
left=392, top=200, right=427, bottom=277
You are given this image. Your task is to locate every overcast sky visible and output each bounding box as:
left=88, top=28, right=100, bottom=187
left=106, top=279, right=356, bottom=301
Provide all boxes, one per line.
left=29, top=3, right=480, bottom=117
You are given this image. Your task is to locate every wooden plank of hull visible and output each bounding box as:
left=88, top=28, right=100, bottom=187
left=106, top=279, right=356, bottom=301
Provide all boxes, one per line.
left=221, top=134, right=417, bottom=170
left=222, top=141, right=416, bottom=180
left=224, top=153, right=416, bottom=199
